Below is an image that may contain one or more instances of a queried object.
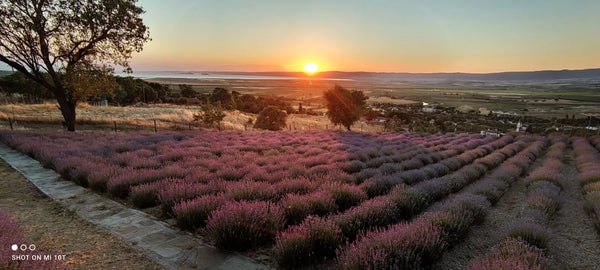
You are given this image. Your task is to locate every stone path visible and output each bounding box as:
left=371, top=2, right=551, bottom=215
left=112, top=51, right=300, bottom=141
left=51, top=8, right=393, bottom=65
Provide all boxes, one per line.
left=0, top=143, right=269, bottom=270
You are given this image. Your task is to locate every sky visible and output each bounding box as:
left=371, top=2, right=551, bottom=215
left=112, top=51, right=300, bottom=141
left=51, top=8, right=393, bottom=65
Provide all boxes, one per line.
left=3, top=1, right=600, bottom=73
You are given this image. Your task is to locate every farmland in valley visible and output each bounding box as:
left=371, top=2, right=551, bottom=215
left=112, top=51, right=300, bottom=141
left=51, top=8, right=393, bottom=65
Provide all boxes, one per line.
left=0, top=130, right=599, bottom=269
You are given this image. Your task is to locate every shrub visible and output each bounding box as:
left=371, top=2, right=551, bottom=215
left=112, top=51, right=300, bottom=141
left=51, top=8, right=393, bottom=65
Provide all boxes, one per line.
left=340, top=160, right=366, bottom=174
left=225, top=180, right=276, bottom=202
left=322, top=183, right=368, bottom=211
left=173, top=194, right=227, bottom=230
left=421, top=163, right=451, bottom=179
left=0, top=209, right=63, bottom=270
left=87, top=165, right=119, bottom=193
left=427, top=210, right=474, bottom=244
left=107, top=166, right=187, bottom=198
left=440, top=157, right=463, bottom=171
left=130, top=181, right=162, bottom=208
left=584, top=182, right=600, bottom=193
left=216, top=166, right=248, bottom=181
left=205, top=201, right=284, bottom=251
left=360, top=175, right=398, bottom=197
left=388, top=185, right=431, bottom=219
left=506, top=221, right=552, bottom=250
left=526, top=182, right=561, bottom=216
left=273, top=177, right=317, bottom=197
left=468, top=178, right=508, bottom=204
left=527, top=168, right=564, bottom=189
left=254, top=106, right=287, bottom=131
left=469, top=238, right=550, bottom=270
left=398, top=169, right=428, bottom=185
left=275, top=216, right=343, bottom=267
left=158, top=180, right=210, bottom=214
left=399, top=158, right=424, bottom=170
left=353, top=168, right=378, bottom=184
left=337, top=216, right=447, bottom=270
left=280, top=191, right=337, bottom=225
left=334, top=196, right=399, bottom=240
left=579, top=170, right=600, bottom=186
left=444, top=193, right=491, bottom=225
left=0, top=209, right=25, bottom=270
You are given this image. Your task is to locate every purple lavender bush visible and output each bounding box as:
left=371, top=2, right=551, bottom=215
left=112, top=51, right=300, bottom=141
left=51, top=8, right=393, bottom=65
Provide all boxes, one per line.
left=275, top=216, right=343, bottom=267
left=205, top=201, right=284, bottom=251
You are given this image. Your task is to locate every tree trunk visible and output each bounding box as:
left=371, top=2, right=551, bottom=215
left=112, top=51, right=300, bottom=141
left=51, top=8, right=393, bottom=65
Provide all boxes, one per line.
left=55, top=92, right=77, bottom=131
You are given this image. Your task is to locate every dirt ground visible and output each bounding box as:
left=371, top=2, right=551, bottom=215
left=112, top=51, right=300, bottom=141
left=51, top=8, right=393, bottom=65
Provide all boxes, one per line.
left=0, top=160, right=165, bottom=270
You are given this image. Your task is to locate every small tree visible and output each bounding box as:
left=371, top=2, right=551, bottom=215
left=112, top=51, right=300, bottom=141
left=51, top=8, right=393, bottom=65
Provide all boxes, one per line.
left=323, top=85, right=367, bottom=131
left=254, top=106, right=287, bottom=131
left=194, top=103, right=226, bottom=130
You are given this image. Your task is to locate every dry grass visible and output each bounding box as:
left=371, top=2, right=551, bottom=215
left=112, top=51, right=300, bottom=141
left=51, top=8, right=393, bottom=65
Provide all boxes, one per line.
left=0, top=103, right=384, bottom=132
left=367, top=96, right=419, bottom=105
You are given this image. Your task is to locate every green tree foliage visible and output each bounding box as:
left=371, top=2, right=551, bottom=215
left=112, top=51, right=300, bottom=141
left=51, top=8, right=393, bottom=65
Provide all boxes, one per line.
left=0, top=72, right=53, bottom=102
left=210, top=88, right=235, bottom=109
left=194, top=103, right=226, bottom=130
left=0, top=0, right=150, bottom=131
left=323, top=85, right=368, bottom=131
left=254, top=106, right=287, bottom=131
left=179, top=84, right=197, bottom=98
left=204, top=87, right=294, bottom=115
left=237, top=94, right=260, bottom=113
left=62, top=63, right=117, bottom=102
left=112, top=77, right=168, bottom=104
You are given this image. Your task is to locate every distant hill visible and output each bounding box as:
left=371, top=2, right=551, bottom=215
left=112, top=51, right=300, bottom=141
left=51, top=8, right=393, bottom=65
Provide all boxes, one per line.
left=211, top=68, right=600, bottom=82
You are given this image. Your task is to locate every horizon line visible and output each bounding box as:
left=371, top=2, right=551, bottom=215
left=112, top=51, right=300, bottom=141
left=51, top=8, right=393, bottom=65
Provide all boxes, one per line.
left=3, top=67, right=600, bottom=75
left=122, top=67, right=600, bottom=75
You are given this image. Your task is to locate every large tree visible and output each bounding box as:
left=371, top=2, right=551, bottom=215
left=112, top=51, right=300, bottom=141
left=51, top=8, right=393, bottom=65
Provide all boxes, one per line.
left=323, top=85, right=367, bottom=131
left=0, top=0, right=150, bottom=131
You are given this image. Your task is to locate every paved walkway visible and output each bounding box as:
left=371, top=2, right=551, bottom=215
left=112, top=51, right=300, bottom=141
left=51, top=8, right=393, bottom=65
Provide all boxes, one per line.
left=0, top=143, right=269, bottom=270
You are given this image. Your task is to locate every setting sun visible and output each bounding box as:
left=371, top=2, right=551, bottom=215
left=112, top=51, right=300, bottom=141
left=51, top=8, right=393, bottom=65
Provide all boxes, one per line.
left=303, top=62, right=318, bottom=74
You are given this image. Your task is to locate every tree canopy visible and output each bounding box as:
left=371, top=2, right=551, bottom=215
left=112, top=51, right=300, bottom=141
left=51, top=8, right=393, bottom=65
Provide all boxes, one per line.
left=323, top=85, right=367, bottom=131
left=193, top=102, right=226, bottom=131
left=254, top=106, right=287, bottom=131
left=0, top=0, right=150, bottom=130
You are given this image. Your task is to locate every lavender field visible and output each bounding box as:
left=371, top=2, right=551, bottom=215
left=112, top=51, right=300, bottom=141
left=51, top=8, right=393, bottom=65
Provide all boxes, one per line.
left=0, top=130, right=599, bottom=269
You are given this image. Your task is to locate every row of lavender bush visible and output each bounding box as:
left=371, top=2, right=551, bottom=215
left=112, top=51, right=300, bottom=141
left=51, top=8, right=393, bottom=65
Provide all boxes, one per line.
left=0, top=131, right=495, bottom=247
left=273, top=135, right=536, bottom=268
left=572, top=136, right=600, bottom=234
left=335, top=136, right=547, bottom=270
left=178, top=135, right=509, bottom=252
left=469, top=135, right=567, bottom=269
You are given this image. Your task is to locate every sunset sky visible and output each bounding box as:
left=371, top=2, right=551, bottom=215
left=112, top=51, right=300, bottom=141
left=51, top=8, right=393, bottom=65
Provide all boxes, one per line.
left=3, top=1, right=600, bottom=73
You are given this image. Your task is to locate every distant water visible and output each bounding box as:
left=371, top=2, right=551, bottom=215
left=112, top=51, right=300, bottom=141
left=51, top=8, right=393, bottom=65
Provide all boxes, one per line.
left=118, top=71, right=350, bottom=81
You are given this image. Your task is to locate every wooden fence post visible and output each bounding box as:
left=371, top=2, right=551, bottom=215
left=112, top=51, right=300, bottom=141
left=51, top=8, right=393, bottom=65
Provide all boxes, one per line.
left=154, top=120, right=157, bottom=133
left=8, top=117, right=13, bottom=130
left=114, top=121, right=117, bottom=132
